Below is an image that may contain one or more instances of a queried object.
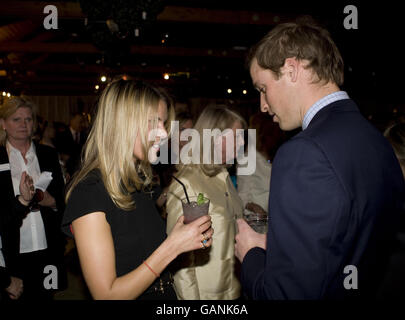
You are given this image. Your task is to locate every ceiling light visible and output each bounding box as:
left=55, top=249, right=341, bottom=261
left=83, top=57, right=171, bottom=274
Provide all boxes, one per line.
left=101, top=76, right=107, bottom=82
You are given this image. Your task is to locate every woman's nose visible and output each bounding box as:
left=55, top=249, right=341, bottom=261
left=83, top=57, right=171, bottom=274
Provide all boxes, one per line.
left=155, top=127, right=168, bottom=143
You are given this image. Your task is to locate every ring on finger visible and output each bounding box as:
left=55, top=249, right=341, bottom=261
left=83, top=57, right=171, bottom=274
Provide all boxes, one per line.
left=201, top=238, right=208, bottom=249
left=202, top=233, right=209, bottom=242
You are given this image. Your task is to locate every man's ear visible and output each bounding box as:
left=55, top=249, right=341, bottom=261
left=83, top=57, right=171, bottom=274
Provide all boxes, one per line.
left=283, top=57, right=299, bottom=83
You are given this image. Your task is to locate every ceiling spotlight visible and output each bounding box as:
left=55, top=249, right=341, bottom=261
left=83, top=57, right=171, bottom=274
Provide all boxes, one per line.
left=95, top=85, right=100, bottom=90
left=2, top=91, right=6, bottom=96
left=242, top=89, right=247, bottom=95
left=101, top=76, right=107, bottom=82
left=163, top=73, right=170, bottom=80
left=6, top=93, right=11, bottom=97
left=227, top=89, right=232, bottom=94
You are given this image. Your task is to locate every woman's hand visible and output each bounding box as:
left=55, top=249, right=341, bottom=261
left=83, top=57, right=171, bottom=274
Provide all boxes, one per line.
left=167, top=215, right=214, bottom=256
left=6, top=277, right=24, bottom=300
left=18, top=171, right=34, bottom=205
left=38, top=191, right=56, bottom=209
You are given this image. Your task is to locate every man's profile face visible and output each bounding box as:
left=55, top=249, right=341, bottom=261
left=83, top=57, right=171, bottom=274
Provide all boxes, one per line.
left=250, top=59, right=301, bottom=131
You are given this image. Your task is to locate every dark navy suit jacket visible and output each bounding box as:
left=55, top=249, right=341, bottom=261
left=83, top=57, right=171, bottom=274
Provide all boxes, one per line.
left=241, top=99, right=405, bottom=299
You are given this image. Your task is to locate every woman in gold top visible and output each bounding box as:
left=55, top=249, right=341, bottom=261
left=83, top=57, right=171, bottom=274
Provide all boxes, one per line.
left=166, top=105, right=246, bottom=300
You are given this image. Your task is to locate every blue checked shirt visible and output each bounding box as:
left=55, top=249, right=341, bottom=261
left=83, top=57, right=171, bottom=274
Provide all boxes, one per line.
left=302, top=91, right=350, bottom=130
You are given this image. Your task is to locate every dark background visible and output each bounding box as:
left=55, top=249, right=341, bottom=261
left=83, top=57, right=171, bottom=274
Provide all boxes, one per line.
left=0, top=0, right=403, bottom=129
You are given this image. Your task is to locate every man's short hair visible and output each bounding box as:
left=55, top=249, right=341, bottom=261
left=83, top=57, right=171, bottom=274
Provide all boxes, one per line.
left=247, top=19, right=344, bottom=86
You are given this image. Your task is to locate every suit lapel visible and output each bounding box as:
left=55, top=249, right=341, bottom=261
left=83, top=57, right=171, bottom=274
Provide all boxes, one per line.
left=34, top=142, right=50, bottom=173
left=0, top=146, right=17, bottom=201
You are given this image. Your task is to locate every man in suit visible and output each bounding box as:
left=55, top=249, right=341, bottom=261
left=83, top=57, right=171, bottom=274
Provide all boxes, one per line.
left=55, top=113, right=87, bottom=178
left=234, top=21, right=405, bottom=299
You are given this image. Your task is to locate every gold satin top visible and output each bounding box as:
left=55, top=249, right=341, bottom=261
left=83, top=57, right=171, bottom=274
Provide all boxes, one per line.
left=166, top=165, right=243, bottom=300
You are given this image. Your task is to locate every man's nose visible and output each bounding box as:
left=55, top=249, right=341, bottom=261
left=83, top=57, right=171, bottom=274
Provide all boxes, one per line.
left=260, top=95, right=269, bottom=113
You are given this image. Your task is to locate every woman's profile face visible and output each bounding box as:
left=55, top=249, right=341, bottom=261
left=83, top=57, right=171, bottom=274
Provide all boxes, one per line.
left=179, top=119, right=193, bottom=150
left=1, top=106, right=34, bottom=143
left=133, top=100, right=168, bottom=162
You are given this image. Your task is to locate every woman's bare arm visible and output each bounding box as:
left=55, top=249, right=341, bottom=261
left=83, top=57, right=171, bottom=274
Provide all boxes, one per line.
left=72, top=211, right=213, bottom=300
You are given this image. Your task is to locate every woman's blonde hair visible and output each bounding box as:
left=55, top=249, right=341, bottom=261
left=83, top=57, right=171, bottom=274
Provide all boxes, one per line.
left=179, top=105, right=246, bottom=177
left=66, top=79, right=174, bottom=210
left=384, top=122, right=405, bottom=164
left=0, top=96, right=38, bottom=146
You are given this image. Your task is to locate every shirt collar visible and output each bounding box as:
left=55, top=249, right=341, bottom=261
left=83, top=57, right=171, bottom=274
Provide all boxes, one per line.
left=302, top=91, right=349, bottom=130
left=7, top=140, right=35, bottom=158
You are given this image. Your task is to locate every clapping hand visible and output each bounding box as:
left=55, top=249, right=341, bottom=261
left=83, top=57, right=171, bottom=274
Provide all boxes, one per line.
left=38, top=190, right=56, bottom=209
left=6, top=276, right=23, bottom=300
left=18, top=171, right=35, bottom=206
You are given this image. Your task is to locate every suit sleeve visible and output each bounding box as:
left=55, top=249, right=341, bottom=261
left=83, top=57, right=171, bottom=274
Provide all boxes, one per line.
left=0, top=266, right=11, bottom=289
left=38, top=147, right=67, bottom=268
left=45, top=148, right=66, bottom=213
left=241, top=138, right=349, bottom=299
left=166, top=180, right=200, bottom=300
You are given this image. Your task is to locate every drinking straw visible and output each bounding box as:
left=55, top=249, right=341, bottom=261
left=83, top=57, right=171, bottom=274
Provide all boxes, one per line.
left=172, top=175, right=190, bottom=204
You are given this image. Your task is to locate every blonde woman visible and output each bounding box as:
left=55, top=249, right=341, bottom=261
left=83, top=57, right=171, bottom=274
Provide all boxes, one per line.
left=0, top=97, right=66, bottom=300
left=62, top=80, right=213, bottom=300
left=166, top=105, right=245, bottom=300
